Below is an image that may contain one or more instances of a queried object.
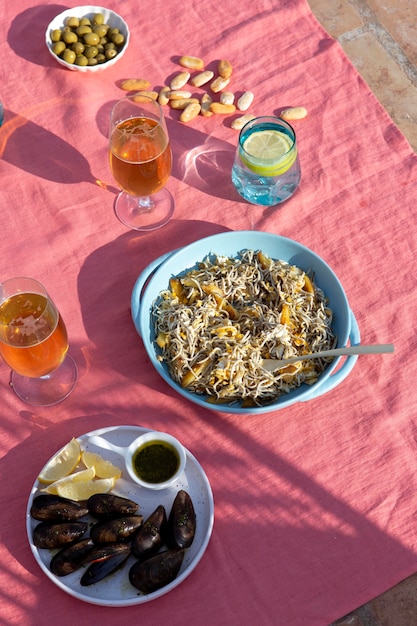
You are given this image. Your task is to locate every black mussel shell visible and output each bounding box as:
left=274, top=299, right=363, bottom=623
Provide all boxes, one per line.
left=129, top=548, right=185, bottom=593
left=132, top=505, right=167, bottom=559
left=87, top=493, right=139, bottom=519
left=90, top=515, right=144, bottom=544
left=77, top=541, right=131, bottom=567
left=32, top=521, right=88, bottom=549
left=30, top=494, right=88, bottom=522
left=80, top=543, right=131, bottom=586
left=50, top=538, right=95, bottom=576
left=167, top=490, right=196, bottom=549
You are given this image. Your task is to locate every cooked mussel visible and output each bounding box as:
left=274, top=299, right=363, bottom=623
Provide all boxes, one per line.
left=50, top=538, right=94, bottom=576
left=30, top=494, right=88, bottom=522
left=32, top=521, right=88, bottom=549
left=87, top=493, right=139, bottom=519
left=80, top=543, right=131, bottom=586
left=129, top=548, right=185, bottom=593
left=90, top=515, right=144, bottom=544
left=167, top=490, right=196, bottom=549
left=132, top=505, right=167, bottom=559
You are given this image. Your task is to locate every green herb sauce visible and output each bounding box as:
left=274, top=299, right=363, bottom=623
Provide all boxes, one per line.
left=133, top=441, right=179, bottom=484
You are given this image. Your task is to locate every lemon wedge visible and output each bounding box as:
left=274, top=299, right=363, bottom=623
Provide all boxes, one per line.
left=42, top=466, right=96, bottom=495
left=241, top=129, right=296, bottom=177
left=81, top=450, right=122, bottom=479
left=54, top=477, right=116, bottom=501
left=37, top=437, right=81, bottom=484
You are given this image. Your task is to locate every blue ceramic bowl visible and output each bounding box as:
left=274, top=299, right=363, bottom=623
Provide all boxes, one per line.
left=131, top=231, right=360, bottom=414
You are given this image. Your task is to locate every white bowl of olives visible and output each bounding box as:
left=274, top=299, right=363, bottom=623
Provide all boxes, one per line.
left=45, top=5, right=130, bottom=72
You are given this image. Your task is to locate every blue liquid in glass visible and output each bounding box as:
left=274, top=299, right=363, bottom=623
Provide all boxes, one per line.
left=231, top=121, right=301, bottom=206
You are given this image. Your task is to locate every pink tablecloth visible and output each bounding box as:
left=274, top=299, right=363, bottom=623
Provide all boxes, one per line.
left=1, top=1, right=416, bottom=624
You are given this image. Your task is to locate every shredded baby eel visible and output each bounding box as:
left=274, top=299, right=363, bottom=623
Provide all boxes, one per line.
left=152, top=250, right=336, bottom=407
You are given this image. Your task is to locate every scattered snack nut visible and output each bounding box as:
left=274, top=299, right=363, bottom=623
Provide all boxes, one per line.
left=168, top=90, right=192, bottom=100
left=133, top=91, right=159, bottom=101
left=209, top=102, right=236, bottom=114
left=210, top=76, right=230, bottom=93
left=119, top=55, right=259, bottom=126
left=220, top=91, right=235, bottom=105
left=170, top=71, right=191, bottom=90
left=200, top=93, right=213, bottom=117
left=120, top=78, right=151, bottom=91
left=180, top=102, right=201, bottom=123
left=280, top=106, right=307, bottom=121
left=231, top=114, right=256, bottom=130
left=158, top=86, right=170, bottom=105
left=179, top=55, right=205, bottom=70
left=190, top=70, right=214, bottom=87
left=237, top=91, right=254, bottom=111
left=170, top=98, right=200, bottom=109
left=218, top=59, right=233, bottom=79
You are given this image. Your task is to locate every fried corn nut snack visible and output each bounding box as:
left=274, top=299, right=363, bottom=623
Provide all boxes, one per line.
left=190, top=70, right=214, bottom=87
left=170, top=98, right=200, bottom=109
left=180, top=102, right=201, bottom=123
left=218, top=59, right=233, bottom=78
left=170, top=71, right=191, bottom=90
left=209, top=102, right=236, bottom=114
left=179, top=55, right=205, bottom=70
left=200, top=93, right=213, bottom=117
left=210, top=76, right=230, bottom=93
left=280, top=106, right=308, bottom=121
left=120, top=78, right=151, bottom=91
left=133, top=91, right=159, bottom=101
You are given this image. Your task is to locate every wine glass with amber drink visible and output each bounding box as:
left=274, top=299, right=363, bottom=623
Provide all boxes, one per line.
left=109, top=95, right=174, bottom=231
left=0, top=278, right=78, bottom=405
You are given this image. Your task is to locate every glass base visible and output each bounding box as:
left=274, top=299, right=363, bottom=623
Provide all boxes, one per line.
left=9, top=354, right=78, bottom=406
left=114, top=188, right=174, bottom=231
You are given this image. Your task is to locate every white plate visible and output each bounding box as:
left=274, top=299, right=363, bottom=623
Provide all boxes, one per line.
left=26, top=425, right=214, bottom=606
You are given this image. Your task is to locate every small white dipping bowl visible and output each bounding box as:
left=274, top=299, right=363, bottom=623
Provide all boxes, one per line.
left=125, top=431, right=187, bottom=490
left=45, top=5, right=130, bottom=72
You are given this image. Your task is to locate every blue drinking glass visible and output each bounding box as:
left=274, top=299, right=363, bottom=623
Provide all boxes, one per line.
left=231, top=116, right=301, bottom=206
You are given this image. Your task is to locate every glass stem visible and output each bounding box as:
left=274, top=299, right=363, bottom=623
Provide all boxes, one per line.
left=138, top=196, right=154, bottom=211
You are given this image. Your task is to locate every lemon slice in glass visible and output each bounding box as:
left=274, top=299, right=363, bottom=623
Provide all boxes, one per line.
left=241, top=129, right=296, bottom=177
left=81, top=450, right=122, bottom=479
left=37, top=437, right=81, bottom=484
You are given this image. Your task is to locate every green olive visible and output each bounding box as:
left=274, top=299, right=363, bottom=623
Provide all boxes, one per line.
left=104, top=42, right=115, bottom=50
left=83, top=32, right=100, bottom=46
left=111, top=33, right=124, bottom=46
left=105, top=48, right=117, bottom=60
left=65, top=16, right=79, bottom=28
left=72, top=41, right=85, bottom=55
left=96, top=53, right=106, bottom=64
left=79, top=17, right=91, bottom=26
left=75, top=54, right=89, bottom=66
left=87, top=57, right=98, bottom=66
left=62, top=48, right=76, bottom=64
left=93, top=13, right=104, bottom=25
left=76, top=25, right=92, bottom=37
left=84, top=45, right=98, bottom=59
left=93, top=24, right=108, bottom=38
left=108, top=28, right=119, bottom=38
left=63, top=30, right=78, bottom=44
left=51, top=29, right=62, bottom=42
left=52, top=41, right=66, bottom=56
